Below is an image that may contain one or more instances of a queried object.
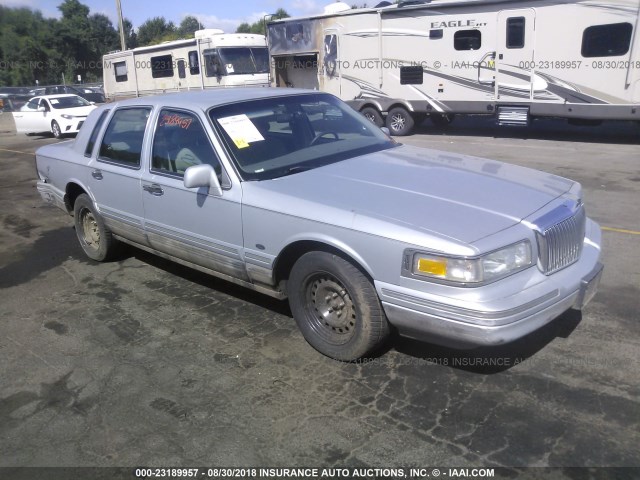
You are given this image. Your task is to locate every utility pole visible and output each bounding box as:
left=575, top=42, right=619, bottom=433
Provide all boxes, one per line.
left=116, top=0, right=127, bottom=51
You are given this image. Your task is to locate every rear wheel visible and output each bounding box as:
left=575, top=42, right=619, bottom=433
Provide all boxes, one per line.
left=288, top=251, right=390, bottom=361
left=386, top=107, right=414, bottom=136
left=51, top=120, right=62, bottom=139
left=361, top=107, right=383, bottom=128
left=73, top=194, right=118, bottom=261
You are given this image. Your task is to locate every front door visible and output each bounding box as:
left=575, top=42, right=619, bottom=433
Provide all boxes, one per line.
left=495, top=9, right=536, bottom=101
left=140, top=107, right=247, bottom=281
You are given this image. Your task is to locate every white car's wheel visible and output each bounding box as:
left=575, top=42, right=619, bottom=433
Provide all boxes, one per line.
left=51, top=120, right=62, bottom=139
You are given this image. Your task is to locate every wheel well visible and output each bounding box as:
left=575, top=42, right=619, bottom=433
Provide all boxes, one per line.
left=387, top=103, right=412, bottom=114
left=360, top=104, right=381, bottom=114
left=274, top=240, right=373, bottom=289
left=64, top=183, right=87, bottom=214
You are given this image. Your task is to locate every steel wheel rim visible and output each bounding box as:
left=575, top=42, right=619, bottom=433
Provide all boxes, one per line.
left=390, top=114, right=405, bottom=131
left=80, top=208, right=100, bottom=251
left=305, top=272, right=357, bottom=345
left=364, top=112, right=376, bottom=123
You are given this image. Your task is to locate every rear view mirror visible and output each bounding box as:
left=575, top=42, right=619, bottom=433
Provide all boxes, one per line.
left=38, top=106, right=46, bottom=112
left=183, top=164, right=223, bottom=197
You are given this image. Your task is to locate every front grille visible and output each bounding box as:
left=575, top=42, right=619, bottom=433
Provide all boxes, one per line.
left=536, top=205, right=586, bottom=275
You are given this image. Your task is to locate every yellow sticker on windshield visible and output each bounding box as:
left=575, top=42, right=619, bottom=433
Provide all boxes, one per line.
left=234, top=138, right=250, bottom=149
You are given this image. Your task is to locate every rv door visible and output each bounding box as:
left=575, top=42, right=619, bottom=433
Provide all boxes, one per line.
left=496, top=9, right=536, bottom=101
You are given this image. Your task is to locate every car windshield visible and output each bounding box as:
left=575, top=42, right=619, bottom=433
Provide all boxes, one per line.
left=209, top=93, right=396, bottom=181
left=50, top=96, right=91, bottom=109
left=218, top=47, right=270, bottom=74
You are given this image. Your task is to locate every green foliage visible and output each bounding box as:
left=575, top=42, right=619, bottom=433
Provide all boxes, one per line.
left=137, top=16, right=178, bottom=46
left=0, top=1, right=126, bottom=86
left=178, top=16, right=201, bottom=38
left=236, top=8, right=290, bottom=35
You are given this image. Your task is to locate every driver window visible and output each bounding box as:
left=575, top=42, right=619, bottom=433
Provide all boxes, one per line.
left=151, top=108, right=227, bottom=185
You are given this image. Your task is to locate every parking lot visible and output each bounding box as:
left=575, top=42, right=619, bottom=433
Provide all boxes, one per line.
left=0, top=114, right=638, bottom=472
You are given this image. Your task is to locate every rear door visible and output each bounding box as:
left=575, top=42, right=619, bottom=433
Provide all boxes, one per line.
left=87, top=106, right=152, bottom=246
left=495, top=9, right=536, bottom=101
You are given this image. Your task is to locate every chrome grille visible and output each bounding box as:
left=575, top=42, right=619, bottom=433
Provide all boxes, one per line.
left=536, top=205, right=586, bottom=275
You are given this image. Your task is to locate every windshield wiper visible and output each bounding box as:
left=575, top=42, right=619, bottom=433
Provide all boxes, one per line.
left=273, top=165, right=313, bottom=178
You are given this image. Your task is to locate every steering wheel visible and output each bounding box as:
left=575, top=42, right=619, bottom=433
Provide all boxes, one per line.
left=310, top=131, right=339, bottom=146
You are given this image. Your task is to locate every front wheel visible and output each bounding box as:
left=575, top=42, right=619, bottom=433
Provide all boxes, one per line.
left=73, top=194, right=118, bottom=261
left=288, top=251, right=391, bottom=361
left=51, top=120, right=62, bottom=139
left=385, top=107, right=414, bottom=136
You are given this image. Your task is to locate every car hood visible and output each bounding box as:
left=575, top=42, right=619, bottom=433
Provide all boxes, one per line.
left=242, top=145, right=575, bottom=247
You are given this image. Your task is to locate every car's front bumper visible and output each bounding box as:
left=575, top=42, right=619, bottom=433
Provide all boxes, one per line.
left=377, top=223, right=603, bottom=348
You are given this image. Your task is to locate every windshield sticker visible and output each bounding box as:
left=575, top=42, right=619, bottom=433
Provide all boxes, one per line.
left=50, top=99, right=59, bottom=105
left=217, top=114, right=264, bottom=149
left=159, top=113, right=193, bottom=129
left=226, top=64, right=235, bottom=73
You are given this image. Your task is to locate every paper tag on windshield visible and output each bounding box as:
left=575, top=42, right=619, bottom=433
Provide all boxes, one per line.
left=218, top=114, right=264, bottom=147
left=226, top=64, right=235, bottom=73
left=50, top=99, right=59, bottom=104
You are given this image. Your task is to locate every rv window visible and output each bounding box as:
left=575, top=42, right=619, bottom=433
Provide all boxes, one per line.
left=430, top=29, right=443, bottom=40
left=151, top=54, right=174, bottom=78
left=286, top=23, right=304, bottom=42
left=506, top=17, right=525, bottom=49
left=454, top=30, right=481, bottom=51
left=581, top=22, right=633, bottom=58
left=188, top=50, right=200, bottom=75
left=98, top=107, right=151, bottom=168
left=85, top=109, right=110, bottom=158
left=400, top=65, right=423, bottom=85
left=177, top=60, right=186, bottom=79
left=114, top=61, right=128, bottom=82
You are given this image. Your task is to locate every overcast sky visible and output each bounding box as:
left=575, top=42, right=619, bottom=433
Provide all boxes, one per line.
left=0, top=0, right=331, bottom=31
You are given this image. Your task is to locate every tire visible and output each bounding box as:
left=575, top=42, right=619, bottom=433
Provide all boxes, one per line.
left=385, top=107, right=414, bottom=136
left=430, top=113, right=455, bottom=127
left=288, top=251, right=390, bottom=361
left=73, top=194, right=117, bottom=261
left=51, top=120, right=62, bottom=139
left=361, top=107, right=383, bottom=128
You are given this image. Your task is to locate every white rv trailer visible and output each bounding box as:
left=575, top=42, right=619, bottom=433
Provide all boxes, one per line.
left=103, top=29, right=269, bottom=101
left=267, top=0, right=640, bottom=135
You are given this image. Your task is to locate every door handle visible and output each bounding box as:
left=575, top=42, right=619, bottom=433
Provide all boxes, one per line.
left=91, top=170, right=103, bottom=180
left=143, top=184, right=164, bottom=196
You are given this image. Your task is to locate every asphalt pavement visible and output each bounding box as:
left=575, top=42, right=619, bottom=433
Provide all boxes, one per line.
left=0, top=115, right=638, bottom=474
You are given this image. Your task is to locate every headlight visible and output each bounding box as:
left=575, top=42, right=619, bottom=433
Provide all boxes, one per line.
left=406, top=240, right=533, bottom=285
left=61, top=114, right=74, bottom=119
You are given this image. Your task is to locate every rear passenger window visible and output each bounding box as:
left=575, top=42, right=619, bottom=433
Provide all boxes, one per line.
left=85, top=110, right=110, bottom=157
left=151, top=108, right=225, bottom=182
left=98, top=107, right=151, bottom=168
left=581, top=22, right=633, bottom=57
left=454, top=30, right=481, bottom=50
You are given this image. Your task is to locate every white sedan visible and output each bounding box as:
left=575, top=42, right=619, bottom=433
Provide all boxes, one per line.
left=13, top=94, right=96, bottom=138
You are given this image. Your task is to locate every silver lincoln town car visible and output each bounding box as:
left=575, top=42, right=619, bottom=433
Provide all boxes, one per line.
left=35, top=89, right=603, bottom=361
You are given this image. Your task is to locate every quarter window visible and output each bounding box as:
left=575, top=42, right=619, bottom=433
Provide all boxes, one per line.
left=506, top=17, right=525, bottom=49
left=98, top=107, right=151, bottom=168
left=454, top=30, right=482, bottom=50
left=85, top=110, right=110, bottom=157
left=114, top=61, right=128, bottom=82
left=581, top=22, right=633, bottom=57
left=151, top=54, right=174, bottom=78
left=151, top=108, right=224, bottom=181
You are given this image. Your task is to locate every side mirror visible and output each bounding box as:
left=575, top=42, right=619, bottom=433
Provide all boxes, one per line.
left=37, top=106, right=46, bottom=112
left=183, top=164, right=223, bottom=197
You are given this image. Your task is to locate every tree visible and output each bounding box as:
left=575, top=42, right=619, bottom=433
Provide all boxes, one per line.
left=178, top=15, right=201, bottom=38
left=122, top=18, right=138, bottom=49
left=137, top=16, right=177, bottom=46
left=235, top=8, right=289, bottom=35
